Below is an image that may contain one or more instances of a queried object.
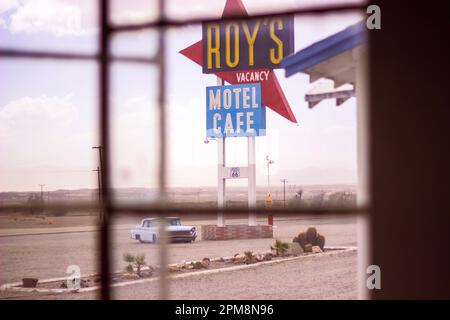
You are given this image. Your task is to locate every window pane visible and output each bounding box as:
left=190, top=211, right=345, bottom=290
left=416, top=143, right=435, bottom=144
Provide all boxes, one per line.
left=0, top=60, right=100, bottom=299
left=110, top=0, right=159, bottom=25
left=0, top=0, right=98, bottom=54
left=166, top=0, right=366, bottom=21
left=109, top=63, right=160, bottom=203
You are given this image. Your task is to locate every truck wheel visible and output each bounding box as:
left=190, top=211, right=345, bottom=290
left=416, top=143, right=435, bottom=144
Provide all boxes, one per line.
left=152, top=234, right=157, bottom=244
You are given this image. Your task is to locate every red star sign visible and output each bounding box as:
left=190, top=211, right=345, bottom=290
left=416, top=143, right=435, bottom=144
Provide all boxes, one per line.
left=179, top=0, right=297, bottom=123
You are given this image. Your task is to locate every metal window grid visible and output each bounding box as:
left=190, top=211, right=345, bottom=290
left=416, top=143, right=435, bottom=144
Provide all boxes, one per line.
left=0, top=0, right=366, bottom=300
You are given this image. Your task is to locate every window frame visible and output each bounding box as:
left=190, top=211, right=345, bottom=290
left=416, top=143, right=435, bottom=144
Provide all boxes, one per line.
left=0, top=0, right=367, bottom=300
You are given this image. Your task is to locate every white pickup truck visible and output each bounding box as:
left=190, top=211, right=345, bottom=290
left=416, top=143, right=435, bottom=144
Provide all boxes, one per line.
left=130, top=217, right=197, bottom=243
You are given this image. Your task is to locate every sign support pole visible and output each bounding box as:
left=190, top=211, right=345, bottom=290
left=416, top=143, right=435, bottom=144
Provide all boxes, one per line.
left=248, top=136, right=257, bottom=226
left=217, top=77, right=226, bottom=227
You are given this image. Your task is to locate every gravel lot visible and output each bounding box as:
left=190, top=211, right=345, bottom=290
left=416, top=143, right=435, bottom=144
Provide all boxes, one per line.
left=0, top=215, right=357, bottom=299
left=0, top=250, right=357, bottom=300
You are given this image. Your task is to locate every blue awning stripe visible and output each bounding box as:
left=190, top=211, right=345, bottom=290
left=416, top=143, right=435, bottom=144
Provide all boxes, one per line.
left=281, top=21, right=367, bottom=78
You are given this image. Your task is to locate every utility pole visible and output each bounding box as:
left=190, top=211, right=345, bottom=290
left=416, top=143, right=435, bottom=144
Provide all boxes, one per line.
left=92, top=146, right=103, bottom=222
left=266, top=155, right=274, bottom=195
left=92, top=146, right=103, bottom=176
left=92, top=166, right=101, bottom=203
left=280, top=179, right=288, bottom=208
left=38, top=184, right=45, bottom=203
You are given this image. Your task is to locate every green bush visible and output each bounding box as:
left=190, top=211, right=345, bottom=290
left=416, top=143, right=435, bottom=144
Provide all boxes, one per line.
left=270, top=239, right=290, bottom=256
left=292, top=227, right=326, bottom=251
left=123, top=253, right=147, bottom=277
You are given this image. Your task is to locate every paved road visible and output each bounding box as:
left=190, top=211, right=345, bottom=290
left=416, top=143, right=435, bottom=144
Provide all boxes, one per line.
left=0, top=216, right=357, bottom=299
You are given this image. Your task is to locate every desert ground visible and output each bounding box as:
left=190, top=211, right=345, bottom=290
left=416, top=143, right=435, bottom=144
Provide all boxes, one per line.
left=0, top=214, right=357, bottom=299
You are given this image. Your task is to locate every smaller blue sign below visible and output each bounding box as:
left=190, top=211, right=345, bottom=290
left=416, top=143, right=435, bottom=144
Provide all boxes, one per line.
left=206, top=83, right=266, bottom=138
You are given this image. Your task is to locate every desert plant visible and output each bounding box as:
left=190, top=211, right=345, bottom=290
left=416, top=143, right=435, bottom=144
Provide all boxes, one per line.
left=306, top=227, right=318, bottom=243
left=270, top=239, right=290, bottom=256
left=123, top=252, right=134, bottom=263
left=310, top=192, right=325, bottom=208
left=263, top=253, right=273, bottom=261
left=123, top=253, right=147, bottom=277
left=134, top=254, right=146, bottom=276
left=287, top=188, right=306, bottom=208
left=328, top=191, right=356, bottom=208
left=192, top=261, right=205, bottom=269
left=293, top=227, right=326, bottom=251
left=244, top=251, right=255, bottom=264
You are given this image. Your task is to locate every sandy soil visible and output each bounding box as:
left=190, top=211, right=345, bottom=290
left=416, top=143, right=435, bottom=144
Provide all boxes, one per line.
left=0, top=214, right=99, bottom=229
left=0, top=215, right=357, bottom=299
left=0, top=250, right=357, bottom=300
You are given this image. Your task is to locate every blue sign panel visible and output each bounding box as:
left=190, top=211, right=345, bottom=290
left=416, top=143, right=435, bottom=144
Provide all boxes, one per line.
left=206, top=83, right=266, bottom=138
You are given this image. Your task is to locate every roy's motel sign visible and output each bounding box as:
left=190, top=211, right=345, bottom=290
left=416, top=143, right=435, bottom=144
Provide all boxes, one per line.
left=202, top=16, right=294, bottom=73
left=179, top=0, right=297, bottom=123
left=206, top=83, right=265, bottom=138
left=179, top=0, right=296, bottom=227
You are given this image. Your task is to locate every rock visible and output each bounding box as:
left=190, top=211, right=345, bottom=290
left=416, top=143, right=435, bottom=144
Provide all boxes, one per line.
left=293, top=227, right=326, bottom=251
left=304, top=244, right=313, bottom=253
left=167, top=265, right=182, bottom=272
left=312, top=246, right=323, bottom=254
left=111, top=277, right=120, bottom=283
left=306, top=227, right=318, bottom=243
left=317, top=234, right=325, bottom=250
left=192, top=261, right=205, bottom=269
left=201, top=258, right=210, bottom=268
left=80, top=279, right=90, bottom=288
left=233, top=254, right=245, bottom=263
left=121, top=273, right=140, bottom=280
left=289, top=242, right=303, bottom=255
left=255, top=254, right=264, bottom=262
left=140, top=270, right=153, bottom=278
left=263, top=253, right=273, bottom=261
left=22, top=278, right=38, bottom=288
left=61, top=278, right=90, bottom=288
left=294, top=232, right=308, bottom=250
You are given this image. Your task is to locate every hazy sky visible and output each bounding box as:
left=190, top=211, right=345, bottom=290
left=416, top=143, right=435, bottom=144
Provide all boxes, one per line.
left=0, top=0, right=364, bottom=192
